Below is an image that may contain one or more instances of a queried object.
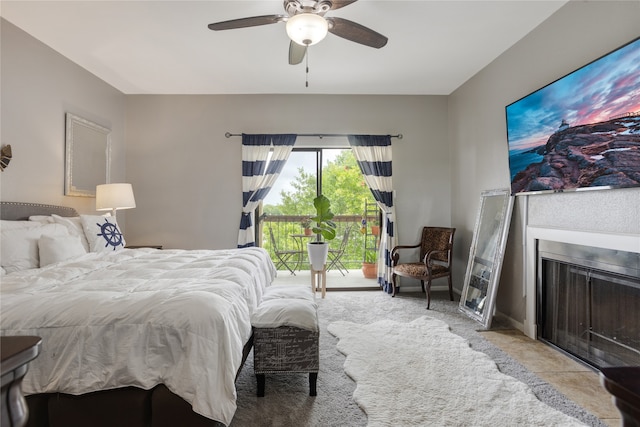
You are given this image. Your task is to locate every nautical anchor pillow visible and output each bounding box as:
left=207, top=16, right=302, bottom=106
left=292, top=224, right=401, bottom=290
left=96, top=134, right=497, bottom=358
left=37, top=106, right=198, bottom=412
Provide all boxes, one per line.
left=80, top=214, right=127, bottom=252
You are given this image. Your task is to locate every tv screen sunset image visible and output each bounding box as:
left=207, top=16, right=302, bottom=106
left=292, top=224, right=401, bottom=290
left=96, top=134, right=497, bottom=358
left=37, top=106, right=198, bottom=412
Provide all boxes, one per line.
left=506, top=37, right=640, bottom=194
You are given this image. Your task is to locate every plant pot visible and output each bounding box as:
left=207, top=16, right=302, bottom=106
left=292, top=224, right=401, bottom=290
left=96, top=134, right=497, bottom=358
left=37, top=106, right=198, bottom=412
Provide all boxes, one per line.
left=371, top=225, right=380, bottom=236
left=307, top=242, right=329, bottom=271
left=362, top=262, right=377, bottom=279
left=304, top=228, right=313, bottom=236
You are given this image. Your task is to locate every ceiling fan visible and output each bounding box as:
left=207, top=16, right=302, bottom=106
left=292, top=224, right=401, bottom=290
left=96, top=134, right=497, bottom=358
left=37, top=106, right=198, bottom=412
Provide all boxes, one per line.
left=208, top=0, right=388, bottom=65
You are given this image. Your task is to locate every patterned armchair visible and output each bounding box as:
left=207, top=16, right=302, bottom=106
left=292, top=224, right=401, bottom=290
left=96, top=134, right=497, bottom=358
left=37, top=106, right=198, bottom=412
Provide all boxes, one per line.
left=391, top=227, right=456, bottom=309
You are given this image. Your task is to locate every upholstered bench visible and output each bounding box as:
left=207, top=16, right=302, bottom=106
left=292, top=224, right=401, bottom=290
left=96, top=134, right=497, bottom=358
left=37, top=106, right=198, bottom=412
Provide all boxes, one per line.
left=251, top=285, right=319, bottom=397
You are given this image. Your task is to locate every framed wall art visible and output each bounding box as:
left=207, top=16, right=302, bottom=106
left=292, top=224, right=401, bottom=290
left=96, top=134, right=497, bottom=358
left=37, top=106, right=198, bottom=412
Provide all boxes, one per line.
left=65, top=113, right=111, bottom=197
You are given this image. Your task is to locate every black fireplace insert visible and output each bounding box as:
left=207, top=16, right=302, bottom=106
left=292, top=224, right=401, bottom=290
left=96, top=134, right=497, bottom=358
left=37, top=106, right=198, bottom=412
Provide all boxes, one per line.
left=537, top=240, right=640, bottom=369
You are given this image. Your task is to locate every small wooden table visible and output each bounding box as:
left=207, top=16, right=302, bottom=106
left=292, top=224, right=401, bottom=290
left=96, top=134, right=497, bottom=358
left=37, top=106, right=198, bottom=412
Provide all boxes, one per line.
left=1, top=336, right=42, bottom=427
left=310, top=264, right=327, bottom=298
left=600, top=367, right=640, bottom=426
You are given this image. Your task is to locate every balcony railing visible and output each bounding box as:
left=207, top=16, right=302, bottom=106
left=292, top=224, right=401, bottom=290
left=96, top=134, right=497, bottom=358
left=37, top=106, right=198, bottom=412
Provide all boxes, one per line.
left=259, top=214, right=378, bottom=272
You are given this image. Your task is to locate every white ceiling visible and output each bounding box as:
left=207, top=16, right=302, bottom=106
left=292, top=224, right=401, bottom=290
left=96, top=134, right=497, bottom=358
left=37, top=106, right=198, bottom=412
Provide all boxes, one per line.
left=0, top=1, right=568, bottom=95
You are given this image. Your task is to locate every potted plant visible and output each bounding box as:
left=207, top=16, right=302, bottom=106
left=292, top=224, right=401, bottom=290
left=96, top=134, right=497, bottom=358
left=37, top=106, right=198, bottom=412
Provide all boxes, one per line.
left=371, top=219, right=380, bottom=236
left=300, top=217, right=313, bottom=235
left=362, top=250, right=378, bottom=279
left=307, top=194, right=337, bottom=271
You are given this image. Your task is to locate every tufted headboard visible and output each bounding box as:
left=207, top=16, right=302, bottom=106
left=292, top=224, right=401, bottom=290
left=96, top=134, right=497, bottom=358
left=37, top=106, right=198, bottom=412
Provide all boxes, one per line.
left=0, top=201, right=78, bottom=220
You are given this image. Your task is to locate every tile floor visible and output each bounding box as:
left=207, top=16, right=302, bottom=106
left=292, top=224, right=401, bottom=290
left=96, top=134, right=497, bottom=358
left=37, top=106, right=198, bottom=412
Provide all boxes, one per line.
left=480, top=329, right=621, bottom=427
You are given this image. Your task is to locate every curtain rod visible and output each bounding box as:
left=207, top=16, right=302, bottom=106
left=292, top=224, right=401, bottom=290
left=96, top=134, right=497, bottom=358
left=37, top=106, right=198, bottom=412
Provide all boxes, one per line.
left=224, top=132, right=402, bottom=140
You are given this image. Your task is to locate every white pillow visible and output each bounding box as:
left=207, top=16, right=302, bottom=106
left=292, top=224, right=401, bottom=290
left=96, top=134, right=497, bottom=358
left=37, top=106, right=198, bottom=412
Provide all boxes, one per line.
left=251, top=298, right=319, bottom=332
left=0, top=223, right=69, bottom=273
left=39, top=234, right=87, bottom=267
left=262, top=285, right=315, bottom=302
left=80, top=214, right=126, bottom=252
left=29, top=215, right=54, bottom=224
left=51, top=215, right=90, bottom=252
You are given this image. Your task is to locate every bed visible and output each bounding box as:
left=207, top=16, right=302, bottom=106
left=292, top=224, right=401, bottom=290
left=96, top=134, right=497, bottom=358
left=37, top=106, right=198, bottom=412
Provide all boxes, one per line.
left=0, top=202, right=277, bottom=427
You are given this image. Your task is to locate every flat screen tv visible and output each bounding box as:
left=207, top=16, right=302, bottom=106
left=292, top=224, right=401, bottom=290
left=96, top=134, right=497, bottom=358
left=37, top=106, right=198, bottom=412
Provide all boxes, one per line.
left=505, top=37, right=640, bottom=195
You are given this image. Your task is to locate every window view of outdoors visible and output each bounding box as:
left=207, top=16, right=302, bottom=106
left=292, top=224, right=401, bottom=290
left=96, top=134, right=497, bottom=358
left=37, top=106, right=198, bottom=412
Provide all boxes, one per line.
left=260, top=148, right=379, bottom=273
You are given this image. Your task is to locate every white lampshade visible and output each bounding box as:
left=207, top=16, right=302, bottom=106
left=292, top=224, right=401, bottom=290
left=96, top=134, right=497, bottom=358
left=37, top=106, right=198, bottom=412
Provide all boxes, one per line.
left=96, top=183, right=136, bottom=215
left=286, top=13, right=328, bottom=46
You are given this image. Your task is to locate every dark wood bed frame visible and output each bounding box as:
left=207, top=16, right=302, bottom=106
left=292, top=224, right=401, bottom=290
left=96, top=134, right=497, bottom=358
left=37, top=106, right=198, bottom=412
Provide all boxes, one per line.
left=1, top=202, right=253, bottom=427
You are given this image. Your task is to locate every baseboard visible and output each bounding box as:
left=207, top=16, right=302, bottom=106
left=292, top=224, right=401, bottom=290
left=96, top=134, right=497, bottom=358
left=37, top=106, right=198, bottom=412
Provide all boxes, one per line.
left=492, top=310, right=524, bottom=332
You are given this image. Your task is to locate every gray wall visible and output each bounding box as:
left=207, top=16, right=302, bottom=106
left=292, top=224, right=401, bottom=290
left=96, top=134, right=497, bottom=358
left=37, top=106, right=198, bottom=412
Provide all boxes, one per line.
left=124, top=95, right=450, bottom=249
left=0, top=19, right=127, bottom=217
left=448, top=0, right=640, bottom=325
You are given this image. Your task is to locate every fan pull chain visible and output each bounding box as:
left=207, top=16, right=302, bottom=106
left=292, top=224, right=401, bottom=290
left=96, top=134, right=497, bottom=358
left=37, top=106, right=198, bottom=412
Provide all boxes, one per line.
left=305, top=48, right=309, bottom=88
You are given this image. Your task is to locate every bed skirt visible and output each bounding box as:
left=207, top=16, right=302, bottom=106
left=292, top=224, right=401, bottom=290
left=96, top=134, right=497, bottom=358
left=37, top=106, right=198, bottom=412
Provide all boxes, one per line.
left=25, top=336, right=253, bottom=427
left=26, top=385, right=219, bottom=427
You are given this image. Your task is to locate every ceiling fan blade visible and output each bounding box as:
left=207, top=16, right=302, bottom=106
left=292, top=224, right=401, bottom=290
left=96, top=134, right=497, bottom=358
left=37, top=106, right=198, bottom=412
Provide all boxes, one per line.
left=289, top=41, right=307, bottom=65
left=208, top=15, right=285, bottom=31
left=326, top=17, right=388, bottom=49
left=329, top=0, right=359, bottom=10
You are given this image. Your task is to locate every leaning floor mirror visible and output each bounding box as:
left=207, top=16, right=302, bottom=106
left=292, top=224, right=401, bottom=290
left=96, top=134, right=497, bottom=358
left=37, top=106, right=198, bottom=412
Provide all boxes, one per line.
left=459, top=188, right=514, bottom=328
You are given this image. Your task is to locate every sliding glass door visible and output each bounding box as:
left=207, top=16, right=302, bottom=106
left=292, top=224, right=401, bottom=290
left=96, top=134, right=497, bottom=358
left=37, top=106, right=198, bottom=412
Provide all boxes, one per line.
left=261, top=148, right=378, bottom=272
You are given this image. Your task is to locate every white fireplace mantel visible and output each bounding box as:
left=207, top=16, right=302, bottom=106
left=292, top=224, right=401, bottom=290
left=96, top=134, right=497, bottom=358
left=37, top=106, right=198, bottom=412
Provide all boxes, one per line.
left=523, top=226, right=640, bottom=339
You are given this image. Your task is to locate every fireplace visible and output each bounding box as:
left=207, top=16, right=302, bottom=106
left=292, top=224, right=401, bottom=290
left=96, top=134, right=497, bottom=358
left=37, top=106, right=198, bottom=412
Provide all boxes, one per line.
left=536, top=240, right=640, bottom=369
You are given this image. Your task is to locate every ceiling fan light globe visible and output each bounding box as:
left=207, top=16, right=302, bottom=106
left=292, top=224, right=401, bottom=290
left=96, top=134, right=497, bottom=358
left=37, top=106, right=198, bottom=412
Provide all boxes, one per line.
left=286, top=13, right=328, bottom=46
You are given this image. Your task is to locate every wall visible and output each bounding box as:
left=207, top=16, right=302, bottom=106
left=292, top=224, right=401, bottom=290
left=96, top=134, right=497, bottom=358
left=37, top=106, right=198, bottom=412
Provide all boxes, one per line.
left=448, top=1, right=640, bottom=326
left=0, top=20, right=127, bottom=218
left=125, top=95, right=450, bottom=249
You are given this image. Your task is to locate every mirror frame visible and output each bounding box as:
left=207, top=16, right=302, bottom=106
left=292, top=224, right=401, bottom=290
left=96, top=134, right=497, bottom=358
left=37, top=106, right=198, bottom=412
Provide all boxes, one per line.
left=65, top=113, right=111, bottom=197
left=459, top=188, right=514, bottom=328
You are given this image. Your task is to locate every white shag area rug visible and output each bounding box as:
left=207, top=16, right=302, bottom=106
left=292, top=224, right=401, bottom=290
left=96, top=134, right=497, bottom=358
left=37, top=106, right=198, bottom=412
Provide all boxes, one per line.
left=328, top=316, right=587, bottom=427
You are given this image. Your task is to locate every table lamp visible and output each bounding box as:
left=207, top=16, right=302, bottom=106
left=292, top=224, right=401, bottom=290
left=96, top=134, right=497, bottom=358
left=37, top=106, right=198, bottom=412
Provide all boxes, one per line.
left=95, top=183, right=136, bottom=219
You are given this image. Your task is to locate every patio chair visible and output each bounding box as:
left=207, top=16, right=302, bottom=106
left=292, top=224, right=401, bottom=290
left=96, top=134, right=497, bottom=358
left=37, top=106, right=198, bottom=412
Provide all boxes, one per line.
left=391, top=226, right=456, bottom=309
left=327, top=225, right=353, bottom=276
left=269, top=227, right=300, bottom=276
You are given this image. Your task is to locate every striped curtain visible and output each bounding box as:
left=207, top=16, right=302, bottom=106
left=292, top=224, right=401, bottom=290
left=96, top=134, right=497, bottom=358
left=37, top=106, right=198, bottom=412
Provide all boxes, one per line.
left=347, top=135, right=397, bottom=293
left=238, top=134, right=297, bottom=248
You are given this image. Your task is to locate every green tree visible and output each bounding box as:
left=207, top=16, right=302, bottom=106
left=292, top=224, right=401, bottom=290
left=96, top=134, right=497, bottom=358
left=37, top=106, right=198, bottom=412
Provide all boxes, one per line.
left=322, top=150, right=373, bottom=214
left=262, top=204, right=283, bottom=215
left=277, top=167, right=316, bottom=216
left=276, top=150, right=375, bottom=215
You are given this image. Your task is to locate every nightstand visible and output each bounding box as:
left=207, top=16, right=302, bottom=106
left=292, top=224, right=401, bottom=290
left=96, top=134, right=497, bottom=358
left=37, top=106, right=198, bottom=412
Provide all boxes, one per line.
left=1, top=336, right=42, bottom=427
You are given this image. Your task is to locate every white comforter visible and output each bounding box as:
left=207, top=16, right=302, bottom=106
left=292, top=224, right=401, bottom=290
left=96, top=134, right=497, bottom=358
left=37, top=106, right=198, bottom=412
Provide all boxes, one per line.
left=0, top=247, right=276, bottom=426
